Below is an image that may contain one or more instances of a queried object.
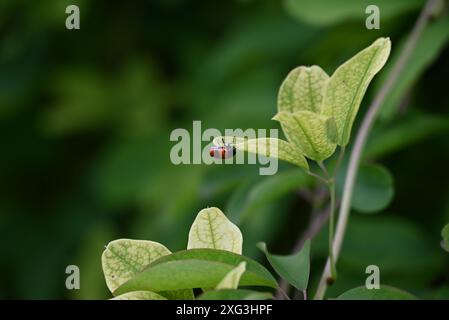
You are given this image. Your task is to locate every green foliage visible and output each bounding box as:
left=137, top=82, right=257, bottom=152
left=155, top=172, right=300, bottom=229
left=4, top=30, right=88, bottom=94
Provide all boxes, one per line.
left=258, top=240, right=311, bottom=292
left=102, top=208, right=276, bottom=300
left=321, top=38, right=391, bottom=145
left=113, top=249, right=276, bottom=296
left=273, top=111, right=337, bottom=161
left=2, top=0, right=449, bottom=301
left=188, top=207, right=243, bottom=254
left=338, top=285, right=417, bottom=300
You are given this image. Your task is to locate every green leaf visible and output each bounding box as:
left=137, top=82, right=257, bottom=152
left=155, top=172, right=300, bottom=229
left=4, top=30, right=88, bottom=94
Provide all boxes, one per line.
left=198, top=289, right=272, bottom=300
left=257, top=240, right=310, bottom=291
left=441, top=224, right=449, bottom=253
left=337, top=163, right=394, bottom=213
left=187, top=207, right=243, bottom=254
left=101, top=239, right=171, bottom=293
left=111, top=290, right=167, bottom=300
left=278, top=66, right=329, bottom=114
left=322, top=37, right=391, bottom=146
left=378, top=17, right=449, bottom=121
left=114, top=249, right=277, bottom=295
left=284, top=0, right=423, bottom=26
left=337, top=285, right=417, bottom=300
left=216, top=136, right=309, bottom=169
left=216, top=262, right=246, bottom=290
left=273, top=111, right=337, bottom=161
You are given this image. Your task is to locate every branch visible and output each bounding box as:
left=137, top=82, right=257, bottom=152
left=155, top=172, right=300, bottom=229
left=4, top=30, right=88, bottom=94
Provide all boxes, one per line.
left=314, top=0, right=440, bottom=300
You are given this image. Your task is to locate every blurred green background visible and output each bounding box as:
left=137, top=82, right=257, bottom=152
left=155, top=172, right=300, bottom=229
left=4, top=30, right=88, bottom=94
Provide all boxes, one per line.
left=1, top=0, right=448, bottom=299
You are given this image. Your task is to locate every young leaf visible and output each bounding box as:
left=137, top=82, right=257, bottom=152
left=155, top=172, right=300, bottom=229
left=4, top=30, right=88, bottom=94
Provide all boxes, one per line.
left=273, top=111, right=337, bottom=161
left=198, top=289, right=272, bottom=300
left=215, top=136, right=309, bottom=170
left=257, top=240, right=310, bottom=292
left=114, top=249, right=277, bottom=295
left=322, top=37, right=391, bottom=146
left=216, top=262, right=246, bottom=290
left=101, top=239, right=171, bottom=292
left=111, top=290, right=167, bottom=300
left=441, top=224, right=449, bottom=253
left=278, top=65, right=329, bottom=114
left=188, top=207, right=243, bottom=254
left=337, top=285, right=417, bottom=300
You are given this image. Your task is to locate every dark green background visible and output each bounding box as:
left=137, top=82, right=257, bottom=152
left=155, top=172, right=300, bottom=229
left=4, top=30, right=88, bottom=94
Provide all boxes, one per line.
left=0, top=0, right=448, bottom=299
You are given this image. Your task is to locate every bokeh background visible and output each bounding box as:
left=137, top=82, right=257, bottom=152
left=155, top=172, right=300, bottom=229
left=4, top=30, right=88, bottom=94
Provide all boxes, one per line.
left=1, top=0, right=449, bottom=299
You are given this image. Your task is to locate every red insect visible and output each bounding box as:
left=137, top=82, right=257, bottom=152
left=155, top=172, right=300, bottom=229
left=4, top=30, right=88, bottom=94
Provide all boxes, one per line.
left=209, top=139, right=236, bottom=159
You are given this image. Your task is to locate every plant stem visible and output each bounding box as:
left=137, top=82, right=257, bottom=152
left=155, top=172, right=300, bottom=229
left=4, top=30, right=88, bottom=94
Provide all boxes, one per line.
left=328, top=180, right=337, bottom=282
left=313, top=0, right=439, bottom=300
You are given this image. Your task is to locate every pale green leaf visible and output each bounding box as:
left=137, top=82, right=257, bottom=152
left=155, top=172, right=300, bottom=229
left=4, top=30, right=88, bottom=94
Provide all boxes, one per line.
left=215, top=136, right=309, bottom=170
left=114, top=249, right=277, bottom=295
left=101, top=239, right=171, bottom=293
left=216, top=262, right=246, bottom=290
left=441, top=224, right=449, bottom=253
left=258, top=240, right=310, bottom=291
left=278, top=65, right=329, bottom=114
left=188, top=207, right=243, bottom=254
left=322, top=37, right=391, bottom=146
left=111, top=290, right=167, bottom=300
left=273, top=111, right=337, bottom=161
left=338, top=285, right=417, bottom=300
left=198, top=289, right=272, bottom=300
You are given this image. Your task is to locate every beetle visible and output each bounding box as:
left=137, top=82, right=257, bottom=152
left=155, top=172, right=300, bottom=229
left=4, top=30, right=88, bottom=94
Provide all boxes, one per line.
left=209, top=138, right=236, bottom=159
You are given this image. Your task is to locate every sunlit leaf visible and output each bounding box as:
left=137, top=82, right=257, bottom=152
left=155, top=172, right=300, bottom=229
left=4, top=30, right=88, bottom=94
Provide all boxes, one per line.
left=111, top=290, right=167, bottom=300
left=278, top=65, right=329, bottom=114
left=216, top=262, right=246, bottom=289
left=198, top=289, right=272, bottom=300
left=322, top=37, right=391, bottom=146
left=273, top=111, right=337, bottom=161
left=258, top=240, right=310, bottom=291
left=187, top=207, right=243, bottom=254
left=338, top=285, right=417, bottom=300
left=101, top=239, right=171, bottom=293
left=114, top=249, right=277, bottom=295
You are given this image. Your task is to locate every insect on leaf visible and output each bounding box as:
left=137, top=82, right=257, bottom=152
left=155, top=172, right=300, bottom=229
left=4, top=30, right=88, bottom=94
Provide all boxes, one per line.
left=215, top=136, right=309, bottom=170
